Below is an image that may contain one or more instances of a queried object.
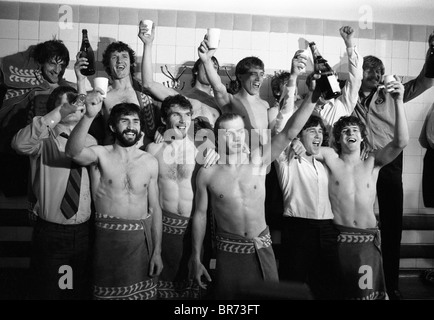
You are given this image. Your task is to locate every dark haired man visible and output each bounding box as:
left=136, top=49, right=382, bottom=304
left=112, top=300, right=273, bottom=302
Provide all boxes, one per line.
left=65, top=94, right=163, bottom=300
left=316, top=77, right=408, bottom=299
left=352, top=31, right=434, bottom=299
left=146, top=94, right=218, bottom=299
left=0, top=39, right=73, bottom=197
left=189, top=74, right=321, bottom=300
left=11, top=75, right=95, bottom=299
left=99, top=41, right=159, bottom=146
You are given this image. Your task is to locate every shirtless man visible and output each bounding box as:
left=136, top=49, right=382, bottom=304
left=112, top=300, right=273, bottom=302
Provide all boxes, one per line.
left=139, top=22, right=216, bottom=127
left=183, top=57, right=222, bottom=124
left=189, top=77, right=321, bottom=300
left=97, top=41, right=158, bottom=146
left=197, top=36, right=271, bottom=146
left=146, top=94, right=218, bottom=299
left=65, top=93, right=163, bottom=300
left=316, top=77, right=408, bottom=300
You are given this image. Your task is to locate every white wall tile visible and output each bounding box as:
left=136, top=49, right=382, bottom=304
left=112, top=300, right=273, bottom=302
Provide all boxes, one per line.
left=323, top=36, right=342, bottom=56
left=118, top=25, right=139, bottom=45
left=214, top=48, right=233, bottom=66
left=217, top=29, right=233, bottom=49
left=357, top=39, right=376, bottom=58
left=155, top=44, right=176, bottom=64
left=392, top=40, right=409, bottom=59
left=269, top=32, right=288, bottom=53
left=39, top=21, right=59, bottom=42
left=19, top=20, right=39, bottom=40
left=0, top=39, right=19, bottom=57
left=251, top=31, right=270, bottom=51
left=375, top=39, right=392, bottom=58
left=404, top=156, right=422, bottom=174
left=59, top=23, right=79, bottom=42
left=98, top=24, right=118, bottom=43
left=18, top=39, right=37, bottom=53
left=391, top=58, right=408, bottom=76
left=409, top=41, right=427, bottom=59
left=175, top=46, right=195, bottom=64
left=232, top=30, right=251, bottom=50
left=176, top=27, right=196, bottom=47
left=408, top=120, right=423, bottom=138
left=404, top=138, right=423, bottom=156
left=408, top=59, right=425, bottom=77
left=0, top=19, right=18, bottom=39
left=403, top=191, right=420, bottom=210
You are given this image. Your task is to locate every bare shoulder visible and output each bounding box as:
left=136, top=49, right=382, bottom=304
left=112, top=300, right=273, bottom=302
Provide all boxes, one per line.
left=146, top=142, right=165, bottom=156
left=197, top=163, right=217, bottom=183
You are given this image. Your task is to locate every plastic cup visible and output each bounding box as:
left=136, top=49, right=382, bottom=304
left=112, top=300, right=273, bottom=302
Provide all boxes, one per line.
left=207, top=28, right=221, bottom=49
left=141, top=20, right=153, bottom=35
left=93, top=77, right=109, bottom=98
left=383, top=75, right=395, bottom=92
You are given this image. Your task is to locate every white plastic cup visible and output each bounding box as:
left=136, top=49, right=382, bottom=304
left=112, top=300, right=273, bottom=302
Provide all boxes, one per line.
left=383, top=75, right=395, bottom=92
left=141, top=20, right=153, bottom=35
left=207, top=28, right=221, bottom=49
left=93, top=77, right=109, bottom=98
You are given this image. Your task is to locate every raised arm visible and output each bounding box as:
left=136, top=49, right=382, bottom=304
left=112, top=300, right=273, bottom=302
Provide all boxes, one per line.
left=147, top=156, right=163, bottom=277
left=12, top=93, right=86, bottom=156
left=138, top=21, right=179, bottom=101
left=261, top=73, right=321, bottom=165
left=271, top=50, right=308, bottom=135
left=197, top=38, right=231, bottom=110
left=65, top=90, right=104, bottom=165
left=189, top=168, right=212, bottom=289
left=375, top=79, right=409, bottom=167
left=403, top=30, right=434, bottom=102
left=337, top=26, right=363, bottom=115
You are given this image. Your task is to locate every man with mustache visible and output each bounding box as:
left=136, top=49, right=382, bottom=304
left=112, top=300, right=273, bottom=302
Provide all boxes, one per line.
left=65, top=94, right=163, bottom=300
left=352, top=31, right=434, bottom=300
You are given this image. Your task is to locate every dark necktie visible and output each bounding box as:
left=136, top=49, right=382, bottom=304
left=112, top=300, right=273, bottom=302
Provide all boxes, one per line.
left=60, top=132, right=82, bottom=219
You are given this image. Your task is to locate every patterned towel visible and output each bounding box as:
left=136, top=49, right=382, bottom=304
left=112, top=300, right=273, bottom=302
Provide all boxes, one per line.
left=92, top=213, right=157, bottom=300
left=0, top=46, right=49, bottom=131
left=157, top=210, right=201, bottom=300
left=214, top=226, right=279, bottom=299
left=335, top=223, right=388, bottom=300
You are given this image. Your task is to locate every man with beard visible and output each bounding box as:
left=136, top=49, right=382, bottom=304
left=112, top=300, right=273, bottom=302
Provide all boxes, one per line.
left=65, top=95, right=163, bottom=300
left=146, top=94, right=218, bottom=300
left=97, top=41, right=159, bottom=146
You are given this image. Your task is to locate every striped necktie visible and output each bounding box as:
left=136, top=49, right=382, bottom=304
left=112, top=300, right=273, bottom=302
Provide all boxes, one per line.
left=60, top=132, right=82, bottom=219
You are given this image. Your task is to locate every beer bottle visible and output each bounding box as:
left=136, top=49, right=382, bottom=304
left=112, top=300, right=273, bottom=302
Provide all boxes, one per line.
left=79, top=29, right=95, bottom=76
left=309, top=42, right=341, bottom=100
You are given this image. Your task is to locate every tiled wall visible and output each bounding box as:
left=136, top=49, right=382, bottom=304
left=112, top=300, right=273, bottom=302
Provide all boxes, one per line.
left=0, top=2, right=434, bottom=268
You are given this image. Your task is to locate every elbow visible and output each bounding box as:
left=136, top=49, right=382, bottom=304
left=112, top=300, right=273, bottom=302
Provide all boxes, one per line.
left=396, top=138, right=409, bottom=150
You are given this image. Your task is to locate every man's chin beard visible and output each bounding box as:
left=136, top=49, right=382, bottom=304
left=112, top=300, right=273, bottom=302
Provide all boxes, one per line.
left=115, top=132, right=140, bottom=147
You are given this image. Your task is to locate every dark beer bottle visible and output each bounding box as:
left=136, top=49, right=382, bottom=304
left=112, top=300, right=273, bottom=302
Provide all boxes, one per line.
left=79, top=29, right=95, bottom=76
left=309, top=42, right=341, bottom=100
left=425, top=31, right=434, bottom=78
